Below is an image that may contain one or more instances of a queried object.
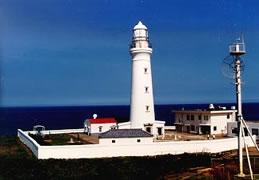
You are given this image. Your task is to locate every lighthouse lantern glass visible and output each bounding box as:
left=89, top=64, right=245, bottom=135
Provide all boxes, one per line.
left=133, top=29, right=148, bottom=40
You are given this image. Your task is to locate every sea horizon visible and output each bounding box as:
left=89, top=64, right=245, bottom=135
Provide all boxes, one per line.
left=1, top=102, right=259, bottom=135
left=1, top=101, right=259, bottom=108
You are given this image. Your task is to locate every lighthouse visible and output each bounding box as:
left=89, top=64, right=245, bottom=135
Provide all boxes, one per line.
left=129, top=21, right=158, bottom=134
left=118, top=21, right=165, bottom=137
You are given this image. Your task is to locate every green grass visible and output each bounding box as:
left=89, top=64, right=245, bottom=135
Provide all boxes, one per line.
left=28, top=133, right=86, bottom=146
left=0, top=135, right=215, bottom=180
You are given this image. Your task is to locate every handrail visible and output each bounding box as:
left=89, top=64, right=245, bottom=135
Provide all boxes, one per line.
left=229, top=43, right=245, bottom=53
left=130, top=42, right=152, bottom=49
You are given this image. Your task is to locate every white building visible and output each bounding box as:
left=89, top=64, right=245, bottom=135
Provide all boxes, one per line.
left=99, top=129, right=153, bottom=145
left=84, top=118, right=117, bottom=135
left=227, top=121, right=259, bottom=139
left=118, top=21, right=165, bottom=137
left=174, top=105, right=236, bottom=135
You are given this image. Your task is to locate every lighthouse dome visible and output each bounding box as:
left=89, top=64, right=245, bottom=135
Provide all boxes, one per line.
left=133, top=21, right=147, bottom=30
left=131, top=21, right=151, bottom=49
left=132, top=21, right=149, bottom=42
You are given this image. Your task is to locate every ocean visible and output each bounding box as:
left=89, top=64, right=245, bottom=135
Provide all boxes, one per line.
left=0, top=103, right=259, bottom=134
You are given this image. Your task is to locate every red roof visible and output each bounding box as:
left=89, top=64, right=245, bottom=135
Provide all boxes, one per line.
left=88, top=118, right=117, bottom=124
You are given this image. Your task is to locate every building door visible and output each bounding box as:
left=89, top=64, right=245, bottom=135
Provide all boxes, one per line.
left=200, top=126, right=210, bottom=135
left=186, top=126, right=190, bottom=133
left=157, top=128, right=162, bottom=135
left=176, top=125, right=183, bottom=132
left=146, top=127, right=151, bottom=133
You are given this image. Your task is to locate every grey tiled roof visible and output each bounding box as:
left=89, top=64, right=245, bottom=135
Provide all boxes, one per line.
left=99, top=129, right=153, bottom=138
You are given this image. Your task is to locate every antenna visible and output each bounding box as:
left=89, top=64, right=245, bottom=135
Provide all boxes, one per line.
left=241, top=32, right=244, bottom=44
left=222, top=34, right=259, bottom=179
left=221, top=55, right=245, bottom=79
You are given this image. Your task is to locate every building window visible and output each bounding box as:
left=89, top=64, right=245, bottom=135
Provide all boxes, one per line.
left=145, top=86, right=149, bottom=93
left=137, top=139, right=141, bottom=143
left=214, top=126, right=217, bottom=131
left=191, top=125, right=195, bottom=131
left=146, top=105, right=150, bottom=112
left=112, top=140, right=116, bottom=143
left=99, top=126, right=103, bottom=133
left=204, top=115, right=208, bottom=121
left=227, top=114, right=230, bottom=119
left=144, top=68, right=148, bottom=74
left=187, top=115, right=190, bottom=121
left=252, top=128, right=259, bottom=135
left=178, top=118, right=181, bottom=122
left=198, top=115, right=202, bottom=120
left=191, top=115, right=194, bottom=121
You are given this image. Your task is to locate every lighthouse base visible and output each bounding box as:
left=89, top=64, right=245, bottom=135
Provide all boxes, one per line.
left=118, top=120, right=165, bottom=138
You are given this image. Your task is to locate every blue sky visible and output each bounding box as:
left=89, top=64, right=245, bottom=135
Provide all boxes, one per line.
left=1, top=0, right=259, bottom=107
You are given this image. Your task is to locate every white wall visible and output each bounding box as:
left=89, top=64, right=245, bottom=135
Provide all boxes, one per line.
left=90, top=123, right=116, bottom=134
left=164, top=126, right=176, bottom=130
left=210, top=114, right=231, bottom=134
left=99, top=137, right=153, bottom=145
left=18, top=129, right=256, bottom=159
left=153, top=121, right=165, bottom=137
left=17, top=129, right=39, bottom=157
left=118, top=122, right=131, bottom=129
left=40, top=128, right=85, bottom=135
left=38, top=137, right=256, bottom=159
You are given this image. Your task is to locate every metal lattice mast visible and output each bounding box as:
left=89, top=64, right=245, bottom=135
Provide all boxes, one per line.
left=224, top=34, right=259, bottom=179
left=235, top=55, right=245, bottom=177
left=229, top=36, right=246, bottom=177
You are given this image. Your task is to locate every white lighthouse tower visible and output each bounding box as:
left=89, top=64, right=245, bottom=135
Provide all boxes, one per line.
left=129, top=21, right=155, bottom=130
left=118, top=21, right=165, bottom=137
left=129, top=21, right=164, bottom=136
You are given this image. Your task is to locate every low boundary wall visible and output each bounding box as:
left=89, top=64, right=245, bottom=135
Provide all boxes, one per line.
left=29, top=128, right=85, bottom=135
left=17, top=129, right=256, bottom=159
left=17, top=129, right=39, bottom=157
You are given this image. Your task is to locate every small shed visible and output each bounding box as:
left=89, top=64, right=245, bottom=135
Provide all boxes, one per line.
left=99, top=129, right=153, bottom=145
left=84, top=118, right=117, bottom=135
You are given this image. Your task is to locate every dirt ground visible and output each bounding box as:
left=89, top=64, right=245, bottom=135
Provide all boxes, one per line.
left=164, top=166, right=214, bottom=180
left=157, top=130, right=228, bottom=142
left=69, top=133, right=99, bottom=144
left=68, top=130, right=230, bottom=144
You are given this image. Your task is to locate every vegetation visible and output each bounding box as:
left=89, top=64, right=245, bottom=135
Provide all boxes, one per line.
left=3, top=135, right=258, bottom=179
left=28, top=133, right=89, bottom=145
left=0, top=135, right=216, bottom=180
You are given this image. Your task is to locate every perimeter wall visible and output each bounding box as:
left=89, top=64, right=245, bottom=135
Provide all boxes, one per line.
left=17, top=129, right=256, bottom=159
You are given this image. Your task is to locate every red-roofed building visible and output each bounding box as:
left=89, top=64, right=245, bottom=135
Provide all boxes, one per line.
left=84, top=118, right=117, bottom=135
left=88, top=118, right=117, bottom=124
